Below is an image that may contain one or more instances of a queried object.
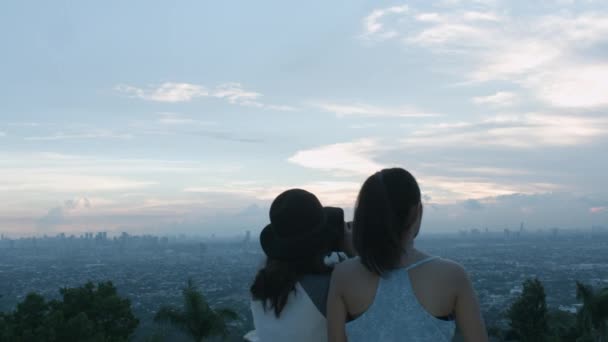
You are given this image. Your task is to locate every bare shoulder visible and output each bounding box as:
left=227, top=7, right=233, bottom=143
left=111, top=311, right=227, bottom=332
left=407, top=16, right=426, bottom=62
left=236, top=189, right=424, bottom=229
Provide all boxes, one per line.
left=334, top=257, right=366, bottom=276
left=332, top=258, right=369, bottom=286
left=432, top=258, right=470, bottom=284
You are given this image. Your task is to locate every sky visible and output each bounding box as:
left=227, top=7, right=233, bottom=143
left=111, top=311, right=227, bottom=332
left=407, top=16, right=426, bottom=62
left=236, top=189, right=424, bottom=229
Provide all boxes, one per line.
left=1, top=0, right=607, bottom=237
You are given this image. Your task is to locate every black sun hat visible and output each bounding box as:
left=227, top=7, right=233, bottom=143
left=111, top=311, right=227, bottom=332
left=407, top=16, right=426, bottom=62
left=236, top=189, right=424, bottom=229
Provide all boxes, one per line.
left=260, top=189, right=344, bottom=260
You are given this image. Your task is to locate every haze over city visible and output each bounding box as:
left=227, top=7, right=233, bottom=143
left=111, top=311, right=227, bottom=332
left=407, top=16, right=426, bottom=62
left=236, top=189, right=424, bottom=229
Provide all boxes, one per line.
left=1, top=0, right=607, bottom=237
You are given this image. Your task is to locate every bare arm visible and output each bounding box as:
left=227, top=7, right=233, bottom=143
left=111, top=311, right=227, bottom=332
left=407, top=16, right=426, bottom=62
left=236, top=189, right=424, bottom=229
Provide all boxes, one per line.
left=327, top=268, right=348, bottom=342
left=454, top=268, right=488, bottom=342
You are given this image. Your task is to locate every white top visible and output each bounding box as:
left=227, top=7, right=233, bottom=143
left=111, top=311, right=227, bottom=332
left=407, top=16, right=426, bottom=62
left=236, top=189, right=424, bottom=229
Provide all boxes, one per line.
left=250, top=282, right=327, bottom=342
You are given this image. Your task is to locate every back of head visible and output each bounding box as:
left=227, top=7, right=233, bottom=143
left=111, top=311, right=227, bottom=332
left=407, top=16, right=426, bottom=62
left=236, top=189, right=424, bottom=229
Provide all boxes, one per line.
left=250, top=188, right=337, bottom=317
left=353, top=168, right=421, bottom=275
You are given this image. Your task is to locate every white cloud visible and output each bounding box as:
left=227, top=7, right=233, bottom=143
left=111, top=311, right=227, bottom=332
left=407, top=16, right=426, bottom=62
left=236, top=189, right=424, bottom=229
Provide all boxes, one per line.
left=416, top=13, right=442, bottom=22
left=419, top=175, right=558, bottom=203
left=2, top=152, right=241, bottom=175
left=0, top=131, right=5, bottom=137
left=472, top=40, right=563, bottom=82
left=525, top=63, right=608, bottom=108
left=0, top=173, right=155, bottom=192
left=185, top=180, right=361, bottom=207
left=408, top=24, right=489, bottom=49
left=361, top=6, right=608, bottom=109
left=590, top=206, right=608, bottom=214
left=212, top=83, right=297, bottom=111
left=115, top=82, right=208, bottom=102
left=284, top=138, right=561, bottom=204
left=361, top=5, right=409, bottom=40
left=416, top=162, right=530, bottom=176
left=312, top=102, right=437, bottom=117
left=462, top=11, right=501, bottom=21
left=472, top=91, right=518, bottom=107
left=0, top=152, right=240, bottom=195
left=403, top=113, right=608, bottom=148
left=212, top=82, right=262, bottom=105
left=288, top=139, right=384, bottom=176
left=440, top=0, right=498, bottom=6
left=25, top=131, right=133, bottom=141
left=7, top=122, right=41, bottom=127
left=156, top=113, right=216, bottom=126
left=116, top=82, right=296, bottom=110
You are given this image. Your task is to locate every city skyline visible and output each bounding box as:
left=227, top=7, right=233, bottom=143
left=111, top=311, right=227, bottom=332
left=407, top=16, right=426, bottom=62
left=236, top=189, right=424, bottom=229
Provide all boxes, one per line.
left=1, top=0, right=608, bottom=236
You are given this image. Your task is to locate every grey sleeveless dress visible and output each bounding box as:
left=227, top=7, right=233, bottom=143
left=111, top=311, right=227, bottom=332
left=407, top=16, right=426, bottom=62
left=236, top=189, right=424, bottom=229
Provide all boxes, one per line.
left=346, top=256, right=456, bottom=341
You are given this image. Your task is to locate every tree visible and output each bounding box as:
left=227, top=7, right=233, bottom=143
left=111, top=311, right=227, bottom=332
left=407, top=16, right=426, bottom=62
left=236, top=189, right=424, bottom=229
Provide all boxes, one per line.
left=154, top=278, right=238, bottom=342
left=0, top=281, right=139, bottom=342
left=547, top=309, right=579, bottom=342
left=508, top=278, right=550, bottom=342
left=576, top=282, right=608, bottom=342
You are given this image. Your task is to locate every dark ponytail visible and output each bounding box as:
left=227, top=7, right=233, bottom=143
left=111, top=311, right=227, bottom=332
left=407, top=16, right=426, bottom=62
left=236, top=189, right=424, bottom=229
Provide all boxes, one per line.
left=250, top=256, right=331, bottom=317
left=353, top=168, right=421, bottom=275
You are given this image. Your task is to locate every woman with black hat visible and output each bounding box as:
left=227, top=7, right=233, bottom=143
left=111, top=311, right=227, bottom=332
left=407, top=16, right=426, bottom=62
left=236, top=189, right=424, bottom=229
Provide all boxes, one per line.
left=250, top=188, right=355, bottom=342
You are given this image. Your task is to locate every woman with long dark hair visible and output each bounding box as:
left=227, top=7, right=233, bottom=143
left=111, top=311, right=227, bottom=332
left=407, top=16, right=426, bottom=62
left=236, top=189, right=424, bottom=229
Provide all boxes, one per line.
left=327, top=168, right=488, bottom=341
left=250, top=188, right=354, bottom=342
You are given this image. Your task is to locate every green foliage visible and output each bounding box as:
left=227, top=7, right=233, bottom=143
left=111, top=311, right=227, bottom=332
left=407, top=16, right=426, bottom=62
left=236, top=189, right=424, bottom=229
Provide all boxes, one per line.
left=576, top=282, right=608, bottom=342
left=508, top=278, right=550, bottom=342
left=547, top=309, right=579, bottom=342
left=492, top=279, right=608, bottom=342
left=0, top=281, right=138, bottom=342
left=154, top=278, right=238, bottom=342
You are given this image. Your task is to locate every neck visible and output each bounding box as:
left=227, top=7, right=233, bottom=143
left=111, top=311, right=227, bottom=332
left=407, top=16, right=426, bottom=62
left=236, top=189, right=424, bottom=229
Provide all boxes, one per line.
left=397, top=241, right=420, bottom=266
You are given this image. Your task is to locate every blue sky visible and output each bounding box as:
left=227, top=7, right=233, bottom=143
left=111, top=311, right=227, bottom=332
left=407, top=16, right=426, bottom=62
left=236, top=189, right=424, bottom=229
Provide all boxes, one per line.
left=1, top=0, right=607, bottom=236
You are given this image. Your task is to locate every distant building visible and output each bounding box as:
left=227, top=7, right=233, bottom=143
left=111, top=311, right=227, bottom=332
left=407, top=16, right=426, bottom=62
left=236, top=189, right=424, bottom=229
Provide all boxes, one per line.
left=243, top=230, right=251, bottom=244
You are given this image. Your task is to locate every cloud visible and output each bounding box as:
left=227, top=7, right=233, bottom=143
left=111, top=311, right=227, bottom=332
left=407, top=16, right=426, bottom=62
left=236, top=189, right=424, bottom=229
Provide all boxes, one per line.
left=590, top=206, right=608, bottom=214
left=0, top=173, right=155, bottom=192
left=115, top=82, right=208, bottom=102
left=525, top=63, right=608, bottom=108
left=0, top=131, right=5, bottom=137
left=288, top=139, right=384, bottom=176
left=7, top=122, right=41, bottom=127
left=361, top=5, right=409, bottom=41
left=423, top=192, right=608, bottom=231
left=211, top=83, right=297, bottom=111
left=0, top=152, right=242, bottom=195
left=472, top=91, right=518, bottom=107
left=185, top=180, right=362, bottom=208
left=212, top=82, right=262, bottom=105
left=463, top=199, right=484, bottom=210
left=64, top=198, right=92, bottom=210
left=25, top=131, right=133, bottom=141
left=285, top=135, right=564, bottom=203
left=115, top=82, right=296, bottom=110
left=127, top=114, right=262, bottom=143
left=312, top=102, right=437, bottom=117
left=419, top=175, right=557, bottom=203
left=156, top=113, right=216, bottom=126
left=360, top=5, right=608, bottom=109
left=37, top=198, right=92, bottom=227
left=0, top=152, right=239, bottom=176
left=402, top=113, right=608, bottom=148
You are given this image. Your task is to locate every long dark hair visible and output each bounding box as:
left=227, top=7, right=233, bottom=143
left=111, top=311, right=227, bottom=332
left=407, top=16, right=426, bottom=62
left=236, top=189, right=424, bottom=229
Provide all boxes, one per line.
left=250, top=254, right=331, bottom=317
left=353, top=168, right=422, bottom=275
